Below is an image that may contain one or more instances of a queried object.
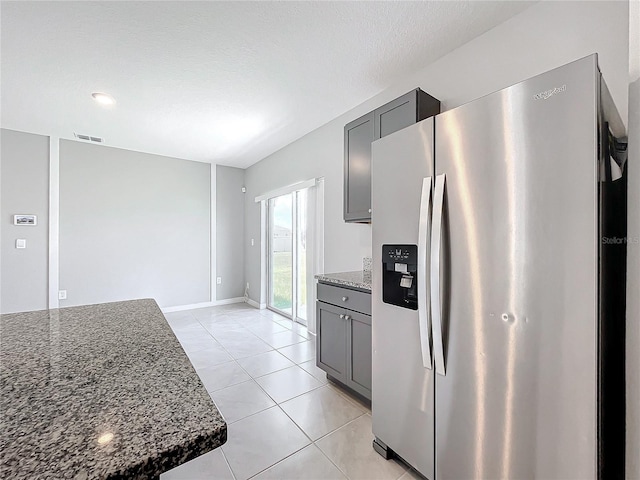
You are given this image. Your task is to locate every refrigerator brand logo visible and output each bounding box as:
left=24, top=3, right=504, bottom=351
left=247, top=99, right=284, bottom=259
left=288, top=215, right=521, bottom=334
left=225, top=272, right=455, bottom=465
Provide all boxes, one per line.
left=533, top=84, right=567, bottom=100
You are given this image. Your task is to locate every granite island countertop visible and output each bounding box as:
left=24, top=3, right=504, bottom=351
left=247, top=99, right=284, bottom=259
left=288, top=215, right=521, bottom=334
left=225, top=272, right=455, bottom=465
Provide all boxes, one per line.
left=0, top=298, right=226, bottom=480
left=315, top=270, right=372, bottom=292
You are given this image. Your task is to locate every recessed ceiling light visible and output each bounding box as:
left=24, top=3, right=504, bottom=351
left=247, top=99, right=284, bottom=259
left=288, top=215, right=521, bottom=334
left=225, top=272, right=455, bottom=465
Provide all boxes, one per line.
left=91, top=92, right=115, bottom=106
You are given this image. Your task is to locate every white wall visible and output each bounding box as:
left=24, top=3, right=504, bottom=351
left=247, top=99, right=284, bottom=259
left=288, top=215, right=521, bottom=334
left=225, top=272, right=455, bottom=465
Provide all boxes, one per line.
left=244, top=1, right=629, bottom=305
left=58, top=140, right=211, bottom=308
left=216, top=165, right=245, bottom=300
left=0, top=129, right=50, bottom=313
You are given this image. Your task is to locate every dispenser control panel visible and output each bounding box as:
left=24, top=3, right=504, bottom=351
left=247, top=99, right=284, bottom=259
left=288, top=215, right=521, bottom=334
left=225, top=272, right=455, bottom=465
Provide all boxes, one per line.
left=382, top=244, right=418, bottom=310
left=383, top=246, right=413, bottom=262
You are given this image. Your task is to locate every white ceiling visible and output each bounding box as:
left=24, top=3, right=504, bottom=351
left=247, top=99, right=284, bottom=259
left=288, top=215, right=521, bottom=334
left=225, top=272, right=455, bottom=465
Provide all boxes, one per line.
left=1, top=1, right=534, bottom=168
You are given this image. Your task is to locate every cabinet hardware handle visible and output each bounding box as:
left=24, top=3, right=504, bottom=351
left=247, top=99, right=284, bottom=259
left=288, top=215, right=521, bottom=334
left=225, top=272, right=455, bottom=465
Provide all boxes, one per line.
left=368, top=209, right=372, bottom=213
left=342, top=296, right=348, bottom=302
left=339, top=314, right=345, bottom=319
left=344, top=315, right=351, bottom=321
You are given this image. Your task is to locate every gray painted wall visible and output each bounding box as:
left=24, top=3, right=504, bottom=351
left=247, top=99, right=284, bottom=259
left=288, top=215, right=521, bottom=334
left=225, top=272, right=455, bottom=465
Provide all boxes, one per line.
left=216, top=165, right=245, bottom=300
left=244, top=1, right=629, bottom=305
left=59, top=140, right=210, bottom=308
left=626, top=77, right=639, bottom=480
left=0, top=129, right=49, bottom=313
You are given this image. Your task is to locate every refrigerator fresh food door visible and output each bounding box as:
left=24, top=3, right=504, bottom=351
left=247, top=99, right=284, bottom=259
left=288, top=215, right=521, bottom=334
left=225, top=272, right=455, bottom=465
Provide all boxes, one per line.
left=433, top=55, right=600, bottom=479
left=371, top=117, right=435, bottom=479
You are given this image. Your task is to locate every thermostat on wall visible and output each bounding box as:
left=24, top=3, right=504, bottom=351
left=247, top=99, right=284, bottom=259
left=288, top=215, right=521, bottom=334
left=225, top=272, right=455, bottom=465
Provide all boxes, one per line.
left=13, top=215, right=37, bottom=226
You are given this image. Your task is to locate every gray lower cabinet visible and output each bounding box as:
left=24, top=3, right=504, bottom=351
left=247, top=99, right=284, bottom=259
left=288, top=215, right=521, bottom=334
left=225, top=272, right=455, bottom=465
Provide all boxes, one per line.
left=316, top=283, right=372, bottom=400
left=347, top=311, right=372, bottom=398
left=316, top=301, right=348, bottom=383
left=344, top=88, right=440, bottom=223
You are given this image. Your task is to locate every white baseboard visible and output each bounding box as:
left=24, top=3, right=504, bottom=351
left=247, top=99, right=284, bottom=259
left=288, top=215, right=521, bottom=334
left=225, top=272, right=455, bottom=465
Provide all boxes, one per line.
left=162, top=297, right=245, bottom=313
left=216, top=297, right=246, bottom=306
left=246, top=298, right=267, bottom=309
left=162, top=302, right=215, bottom=313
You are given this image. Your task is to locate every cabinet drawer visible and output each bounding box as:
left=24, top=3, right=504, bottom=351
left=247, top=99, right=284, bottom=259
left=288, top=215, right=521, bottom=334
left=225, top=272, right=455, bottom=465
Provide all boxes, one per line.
left=317, top=283, right=371, bottom=315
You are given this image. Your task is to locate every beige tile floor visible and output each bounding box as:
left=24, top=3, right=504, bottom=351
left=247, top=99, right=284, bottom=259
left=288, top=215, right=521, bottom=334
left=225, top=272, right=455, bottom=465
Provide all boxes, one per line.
left=160, top=303, right=416, bottom=480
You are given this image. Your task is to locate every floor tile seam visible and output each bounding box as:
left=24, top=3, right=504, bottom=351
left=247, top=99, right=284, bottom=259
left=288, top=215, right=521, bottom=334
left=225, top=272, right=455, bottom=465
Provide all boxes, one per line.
left=260, top=334, right=308, bottom=350
left=244, top=443, right=311, bottom=480
left=278, top=391, right=369, bottom=446
left=311, top=411, right=402, bottom=480
left=275, top=344, right=316, bottom=365
left=200, top=309, right=318, bottom=413
left=246, top=362, right=295, bottom=380
left=313, top=412, right=369, bottom=446
left=307, top=411, right=368, bottom=444
left=325, top=382, right=371, bottom=412
left=179, top=336, right=226, bottom=354
left=204, top=325, right=275, bottom=362
left=166, top=318, right=204, bottom=332
left=276, top=398, right=320, bottom=446
left=309, top=437, right=352, bottom=480
left=270, top=380, right=326, bottom=407
left=230, top=359, right=286, bottom=405
left=193, top=316, right=241, bottom=343
left=301, top=368, right=330, bottom=384
left=211, top=379, right=276, bottom=426
left=194, top=358, right=236, bottom=376
left=209, top=378, right=278, bottom=418
left=202, top=323, right=262, bottom=344
left=220, top=403, right=284, bottom=430
left=196, top=344, right=254, bottom=394
left=213, top=314, right=296, bottom=374
left=219, top=447, right=238, bottom=480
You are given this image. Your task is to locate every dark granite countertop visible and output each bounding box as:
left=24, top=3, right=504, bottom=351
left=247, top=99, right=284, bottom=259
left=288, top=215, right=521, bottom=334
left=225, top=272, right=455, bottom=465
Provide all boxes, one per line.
left=315, top=271, right=372, bottom=292
left=0, top=299, right=226, bottom=480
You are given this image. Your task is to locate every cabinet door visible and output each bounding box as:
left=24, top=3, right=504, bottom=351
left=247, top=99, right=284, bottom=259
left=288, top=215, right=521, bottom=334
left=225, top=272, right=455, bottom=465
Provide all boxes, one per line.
left=346, top=311, right=372, bottom=399
left=316, top=301, right=348, bottom=383
left=374, top=90, right=418, bottom=140
left=344, top=112, right=374, bottom=222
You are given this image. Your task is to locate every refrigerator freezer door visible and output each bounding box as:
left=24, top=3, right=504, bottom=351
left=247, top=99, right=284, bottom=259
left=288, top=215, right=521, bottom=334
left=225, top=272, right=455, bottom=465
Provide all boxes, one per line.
left=434, top=55, right=600, bottom=479
left=371, top=117, right=435, bottom=479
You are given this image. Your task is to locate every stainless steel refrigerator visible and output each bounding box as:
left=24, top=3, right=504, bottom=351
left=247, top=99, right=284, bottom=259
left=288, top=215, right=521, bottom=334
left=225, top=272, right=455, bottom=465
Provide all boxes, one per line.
left=371, top=54, right=627, bottom=479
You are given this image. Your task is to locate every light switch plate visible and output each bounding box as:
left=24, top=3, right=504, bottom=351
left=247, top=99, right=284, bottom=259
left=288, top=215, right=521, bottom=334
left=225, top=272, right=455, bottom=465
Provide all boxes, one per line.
left=16, top=239, right=26, bottom=249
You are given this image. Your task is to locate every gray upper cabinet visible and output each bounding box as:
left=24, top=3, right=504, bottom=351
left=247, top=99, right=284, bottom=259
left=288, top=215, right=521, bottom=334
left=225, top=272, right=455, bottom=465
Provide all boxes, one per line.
left=344, top=88, right=440, bottom=223
left=343, top=112, right=374, bottom=222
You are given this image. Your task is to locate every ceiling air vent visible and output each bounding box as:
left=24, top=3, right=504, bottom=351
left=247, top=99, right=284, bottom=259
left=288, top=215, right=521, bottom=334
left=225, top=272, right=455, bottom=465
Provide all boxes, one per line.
left=74, top=132, right=104, bottom=143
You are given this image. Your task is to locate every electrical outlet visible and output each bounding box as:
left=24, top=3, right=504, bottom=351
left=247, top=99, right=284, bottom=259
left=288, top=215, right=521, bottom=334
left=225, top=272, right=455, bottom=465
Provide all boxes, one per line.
left=58, top=290, right=67, bottom=300
left=251, top=238, right=255, bottom=246
left=216, top=277, right=222, bottom=285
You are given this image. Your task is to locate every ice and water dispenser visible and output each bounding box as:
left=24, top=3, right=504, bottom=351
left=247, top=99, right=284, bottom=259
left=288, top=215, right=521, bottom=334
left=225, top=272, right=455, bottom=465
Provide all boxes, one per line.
left=382, top=244, right=418, bottom=310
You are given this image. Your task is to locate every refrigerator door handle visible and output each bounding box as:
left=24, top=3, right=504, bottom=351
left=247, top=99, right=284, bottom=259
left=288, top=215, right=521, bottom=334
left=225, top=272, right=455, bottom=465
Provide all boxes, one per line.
left=417, top=176, right=433, bottom=369
left=431, top=174, right=446, bottom=376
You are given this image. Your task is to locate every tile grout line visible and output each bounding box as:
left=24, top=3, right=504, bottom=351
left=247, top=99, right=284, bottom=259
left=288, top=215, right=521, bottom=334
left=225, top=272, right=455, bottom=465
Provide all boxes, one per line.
left=220, top=449, right=238, bottom=480
left=171, top=304, right=388, bottom=480
left=206, top=307, right=328, bottom=478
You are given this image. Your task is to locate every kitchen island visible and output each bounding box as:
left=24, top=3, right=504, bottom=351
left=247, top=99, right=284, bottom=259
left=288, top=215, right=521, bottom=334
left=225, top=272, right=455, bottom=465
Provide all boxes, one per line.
left=0, top=298, right=226, bottom=479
